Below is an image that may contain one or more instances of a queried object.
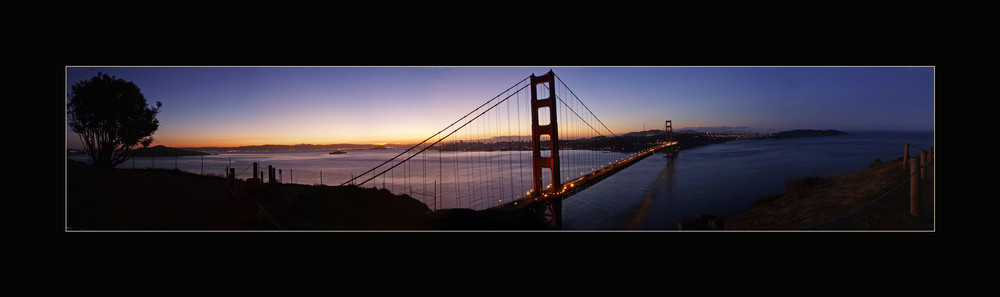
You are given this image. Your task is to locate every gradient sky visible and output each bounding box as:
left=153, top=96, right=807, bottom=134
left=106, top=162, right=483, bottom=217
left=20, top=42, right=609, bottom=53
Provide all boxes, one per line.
left=64, top=66, right=934, bottom=148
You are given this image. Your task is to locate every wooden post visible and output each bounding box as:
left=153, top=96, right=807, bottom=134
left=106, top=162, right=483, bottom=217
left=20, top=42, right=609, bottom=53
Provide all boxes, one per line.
left=920, top=150, right=928, bottom=181
left=268, top=165, right=274, bottom=184
left=910, top=157, right=920, bottom=216
left=927, top=146, right=933, bottom=182
left=903, top=143, right=909, bottom=171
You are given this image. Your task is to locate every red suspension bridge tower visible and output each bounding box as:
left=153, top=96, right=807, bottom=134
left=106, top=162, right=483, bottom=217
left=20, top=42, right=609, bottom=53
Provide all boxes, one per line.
left=665, top=120, right=679, bottom=159
left=342, top=69, right=681, bottom=230
left=530, top=70, right=562, bottom=228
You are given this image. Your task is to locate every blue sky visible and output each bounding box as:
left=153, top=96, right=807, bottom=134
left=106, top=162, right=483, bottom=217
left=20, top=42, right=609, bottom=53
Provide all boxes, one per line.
left=65, top=66, right=934, bottom=148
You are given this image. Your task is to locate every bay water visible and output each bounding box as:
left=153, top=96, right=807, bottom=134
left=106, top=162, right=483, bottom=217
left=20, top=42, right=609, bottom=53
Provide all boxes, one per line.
left=66, top=130, right=934, bottom=230
left=562, top=130, right=934, bottom=230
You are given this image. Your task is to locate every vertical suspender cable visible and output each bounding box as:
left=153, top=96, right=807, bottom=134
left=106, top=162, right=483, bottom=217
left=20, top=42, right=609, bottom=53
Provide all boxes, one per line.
left=341, top=76, right=529, bottom=187
left=521, top=82, right=526, bottom=196
left=507, top=90, right=515, bottom=201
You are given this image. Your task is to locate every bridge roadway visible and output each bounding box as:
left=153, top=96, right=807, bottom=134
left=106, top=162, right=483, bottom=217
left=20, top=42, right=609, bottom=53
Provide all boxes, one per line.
left=489, top=141, right=678, bottom=212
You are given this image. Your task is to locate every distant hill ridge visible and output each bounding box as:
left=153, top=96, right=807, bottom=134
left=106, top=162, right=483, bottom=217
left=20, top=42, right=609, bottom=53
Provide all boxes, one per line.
left=770, top=129, right=848, bottom=138
left=679, top=126, right=754, bottom=132
left=133, top=145, right=209, bottom=156
left=96, top=129, right=846, bottom=154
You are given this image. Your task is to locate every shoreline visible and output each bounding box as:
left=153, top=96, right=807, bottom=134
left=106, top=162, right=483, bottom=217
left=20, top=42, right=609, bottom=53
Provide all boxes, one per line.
left=66, top=129, right=860, bottom=154
left=65, top=130, right=932, bottom=231
left=65, top=153, right=934, bottom=231
left=679, top=156, right=934, bottom=231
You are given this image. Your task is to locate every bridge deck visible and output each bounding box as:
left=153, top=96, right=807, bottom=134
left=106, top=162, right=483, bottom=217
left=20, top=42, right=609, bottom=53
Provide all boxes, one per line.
left=490, top=141, right=677, bottom=211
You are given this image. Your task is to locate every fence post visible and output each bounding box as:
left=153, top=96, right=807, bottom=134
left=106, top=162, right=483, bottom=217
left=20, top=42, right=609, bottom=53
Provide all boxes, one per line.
left=909, top=157, right=920, bottom=216
left=903, top=143, right=909, bottom=171
left=920, top=150, right=928, bottom=182
left=927, top=146, right=933, bottom=182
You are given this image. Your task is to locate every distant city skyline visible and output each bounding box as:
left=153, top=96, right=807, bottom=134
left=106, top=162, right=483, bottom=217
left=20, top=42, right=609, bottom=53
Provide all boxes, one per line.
left=65, top=66, right=935, bottom=148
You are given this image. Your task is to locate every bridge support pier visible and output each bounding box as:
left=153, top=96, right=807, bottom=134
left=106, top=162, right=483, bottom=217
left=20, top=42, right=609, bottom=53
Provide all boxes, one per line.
left=530, top=70, right=562, bottom=229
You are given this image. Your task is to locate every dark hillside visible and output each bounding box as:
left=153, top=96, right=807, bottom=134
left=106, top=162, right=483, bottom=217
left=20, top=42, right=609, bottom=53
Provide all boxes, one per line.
left=65, top=160, right=547, bottom=230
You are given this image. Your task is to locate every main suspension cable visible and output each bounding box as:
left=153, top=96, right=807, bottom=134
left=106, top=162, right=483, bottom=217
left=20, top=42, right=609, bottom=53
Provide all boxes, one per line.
left=342, top=76, right=530, bottom=186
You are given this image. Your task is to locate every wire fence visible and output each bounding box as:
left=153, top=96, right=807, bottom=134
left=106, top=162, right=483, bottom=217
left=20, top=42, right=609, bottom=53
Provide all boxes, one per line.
left=796, top=146, right=933, bottom=230
left=222, top=162, right=285, bottom=230
left=68, top=152, right=333, bottom=186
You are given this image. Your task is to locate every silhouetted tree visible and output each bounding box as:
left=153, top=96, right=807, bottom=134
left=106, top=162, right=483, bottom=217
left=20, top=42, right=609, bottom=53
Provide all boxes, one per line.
left=67, top=72, right=162, bottom=168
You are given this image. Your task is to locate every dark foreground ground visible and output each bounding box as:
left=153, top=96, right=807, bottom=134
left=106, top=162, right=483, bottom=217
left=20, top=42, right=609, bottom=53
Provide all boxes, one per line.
left=689, top=156, right=935, bottom=231
left=66, top=154, right=934, bottom=231
left=65, top=159, right=546, bottom=230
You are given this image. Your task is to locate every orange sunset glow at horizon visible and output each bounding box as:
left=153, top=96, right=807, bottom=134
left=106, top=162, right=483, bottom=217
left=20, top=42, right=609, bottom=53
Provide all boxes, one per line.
left=66, top=66, right=934, bottom=150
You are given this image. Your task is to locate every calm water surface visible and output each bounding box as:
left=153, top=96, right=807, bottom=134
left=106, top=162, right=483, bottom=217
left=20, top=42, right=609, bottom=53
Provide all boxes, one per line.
left=67, top=130, right=933, bottom=230
left=562, top=130, right=934, bottom=230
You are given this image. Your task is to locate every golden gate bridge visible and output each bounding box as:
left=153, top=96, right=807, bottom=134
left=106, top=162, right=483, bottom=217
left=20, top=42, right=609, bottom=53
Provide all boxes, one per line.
left=340, top=70, right=678, bottom=229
